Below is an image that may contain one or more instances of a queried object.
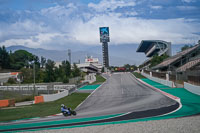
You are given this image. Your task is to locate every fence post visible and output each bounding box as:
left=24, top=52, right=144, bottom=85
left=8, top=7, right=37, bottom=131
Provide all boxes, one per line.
left=166, top=73, right=169, bottom=81
left=150, top=72, right=152, bottom=77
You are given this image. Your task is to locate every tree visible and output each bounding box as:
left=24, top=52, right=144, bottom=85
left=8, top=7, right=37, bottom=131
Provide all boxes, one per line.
left=58, top=60, right=71, bottom=83
left=181, top=44, right=193, bottom=51
left=10, top=50, right=34, bottom=70
left=150, top=54, right=169, bottom=68
left=20, top=68, right=33, bottom=83
left=72, top=63, right=81, bottom=77
left=33, top=55, right=40, bottom=68
left=41, top=56, right=46, bottom=68
left=60, top=60, right=71, bottom=77
left=0, top=45, right=10, bottom=69
left=44, top=59, right=56, bottom=82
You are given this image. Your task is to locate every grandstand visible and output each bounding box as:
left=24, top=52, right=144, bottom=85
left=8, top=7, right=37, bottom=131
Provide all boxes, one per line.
left=136, top=40, right=172, bottom=57
left=176, top=58, right=200, bottom=72
left=152, top=44, right=200, bottom=71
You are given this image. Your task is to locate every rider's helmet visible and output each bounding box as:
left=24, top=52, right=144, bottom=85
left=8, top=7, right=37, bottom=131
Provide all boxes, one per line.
left=61, top=104, right=65, bottom=107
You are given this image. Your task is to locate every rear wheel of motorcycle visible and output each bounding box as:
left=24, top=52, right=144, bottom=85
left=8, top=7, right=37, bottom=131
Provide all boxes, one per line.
left=72, top=111, right=76, bottom=115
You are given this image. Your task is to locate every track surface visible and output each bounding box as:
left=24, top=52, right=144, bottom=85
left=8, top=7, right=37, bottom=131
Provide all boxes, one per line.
left=0, top=73, right=179, bottom=132
left=76, top=73, right=177, bottom=116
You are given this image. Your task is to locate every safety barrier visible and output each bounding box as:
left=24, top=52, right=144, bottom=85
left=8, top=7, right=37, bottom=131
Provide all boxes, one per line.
left=0, top=99, right=15, bottom=107
left=0, top=85, right=75, bottom=91
left=142, top=72, right=174, bottom=87
left=184, top=82, right=200, bottom=96
left=34, top=96, right=44, bottom=104
left=42, top=90, right=69, bottom=102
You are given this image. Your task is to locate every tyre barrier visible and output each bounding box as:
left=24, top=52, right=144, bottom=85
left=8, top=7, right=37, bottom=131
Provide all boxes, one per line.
left=34, top=96, right=44, bottom=104
left=0, top=99, right=15, bottom=107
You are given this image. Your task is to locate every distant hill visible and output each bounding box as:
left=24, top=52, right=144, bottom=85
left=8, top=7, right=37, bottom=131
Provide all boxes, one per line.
left=6, top=44, right=185, bottom=66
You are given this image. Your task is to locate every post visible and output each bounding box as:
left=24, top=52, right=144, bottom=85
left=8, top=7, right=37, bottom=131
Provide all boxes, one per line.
left=150, top=72, right=152, bottom=77
left=33, top=63, right=36, bottom=95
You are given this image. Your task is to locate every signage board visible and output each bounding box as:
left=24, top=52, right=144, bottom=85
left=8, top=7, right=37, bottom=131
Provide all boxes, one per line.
left=99, top=27, right=110, bottom=43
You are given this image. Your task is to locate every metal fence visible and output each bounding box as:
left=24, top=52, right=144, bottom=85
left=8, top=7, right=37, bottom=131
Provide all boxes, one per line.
left=152, top=71, right=166, bottom=80
left=0, top=84, right=76, bottom=95
left=143, top=70, right=200, bottom=86
left=144, top=70, right=150, bottom=75
left=188, top=75, right=200, bottom=86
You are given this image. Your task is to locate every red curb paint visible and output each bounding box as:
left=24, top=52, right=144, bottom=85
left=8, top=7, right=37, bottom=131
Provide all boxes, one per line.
left=137, top=78, right=180, bottom=101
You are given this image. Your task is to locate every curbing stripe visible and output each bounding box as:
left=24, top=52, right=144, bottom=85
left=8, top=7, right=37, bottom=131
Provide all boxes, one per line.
left=130, top=73, right=180, bottom=102
left=137, top=78, right=180, bottom=102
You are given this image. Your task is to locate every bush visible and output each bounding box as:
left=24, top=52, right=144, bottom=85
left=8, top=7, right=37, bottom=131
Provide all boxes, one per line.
left=7, top=78, right=17, bottom=84
left=63, top=76, right=69, bottom=83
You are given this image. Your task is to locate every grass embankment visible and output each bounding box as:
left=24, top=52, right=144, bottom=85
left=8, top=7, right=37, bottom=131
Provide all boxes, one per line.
left=132, top=72, right=146, bottom=79
left=0, top=91, right=34, bottom=102
left=91, top=75, right=106, bottom=85
left=0, top=93, right=90, bottom=122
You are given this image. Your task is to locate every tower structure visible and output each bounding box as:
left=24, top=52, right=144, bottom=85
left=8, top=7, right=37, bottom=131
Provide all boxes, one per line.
left=68, top=49, right=71, bottom=64
left=99, top=27, right=110, bottom=68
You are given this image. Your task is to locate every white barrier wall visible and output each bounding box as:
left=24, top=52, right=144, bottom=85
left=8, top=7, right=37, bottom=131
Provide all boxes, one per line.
left=142, top=72, right=174, bottom=88
left=0, top=85, right=47, bottom=91
left=184, top=82, right=200, bottom=96
left=0, top=85, right=75, bottom=91
left=42, top=90, right=69, bottom=102
left=84, top=73, right=96, bottom=84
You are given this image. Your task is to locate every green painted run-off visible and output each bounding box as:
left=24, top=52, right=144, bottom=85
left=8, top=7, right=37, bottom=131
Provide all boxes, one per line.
left=79, top=84, right=101, bottom=90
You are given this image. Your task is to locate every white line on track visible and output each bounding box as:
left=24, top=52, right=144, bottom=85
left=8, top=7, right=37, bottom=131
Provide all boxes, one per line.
left=75, top=78, right=107, bottom=111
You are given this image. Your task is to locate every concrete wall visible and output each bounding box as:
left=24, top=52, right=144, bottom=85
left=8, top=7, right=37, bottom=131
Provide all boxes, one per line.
left=142, top=72, right=174, bottom=88
left=84, top=73, right=96, bottom=84
left=0, top=85, right=75, bottom=91
left=184, top=82, right=200, bottom=96
left=42, top=89, right=69, bottom=102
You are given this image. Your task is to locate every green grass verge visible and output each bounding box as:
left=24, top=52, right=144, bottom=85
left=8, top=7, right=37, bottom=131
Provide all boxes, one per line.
left=90, top=75, right=106, bottom=85
left=132, top=72, right=146, bottom=79
left=0, top=93, right=90, bottom=122
left=0, top=91, right=34, bottom=102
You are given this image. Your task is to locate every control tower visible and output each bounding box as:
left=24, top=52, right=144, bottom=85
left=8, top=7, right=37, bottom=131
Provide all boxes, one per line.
left=99, top=27, right=110, bottom=68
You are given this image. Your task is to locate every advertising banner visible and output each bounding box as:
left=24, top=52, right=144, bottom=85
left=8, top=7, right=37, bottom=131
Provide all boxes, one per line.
left=99, top=27, right=110, bottom=43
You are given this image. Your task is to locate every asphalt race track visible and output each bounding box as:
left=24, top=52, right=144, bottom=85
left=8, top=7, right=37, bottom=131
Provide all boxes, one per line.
left=0, top=73, right=179, bottom=132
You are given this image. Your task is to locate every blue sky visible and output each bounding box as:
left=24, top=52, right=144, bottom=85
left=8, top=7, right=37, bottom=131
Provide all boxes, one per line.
left=0, top=0, right=200, bottom=50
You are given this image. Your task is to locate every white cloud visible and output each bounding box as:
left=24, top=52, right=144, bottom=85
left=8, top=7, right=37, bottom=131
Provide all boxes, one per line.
left=41, top=5, right=75, bottom=18
left=150, top=5, right=162, bottom=10
left=124, top=11, right=138, bottom=16
left=182, top=0, right=196, bottom=3
left=71, top=13, right=200, bottom=45
left=0, top=1, right=200, bottom=50
left=88, top=0, right=136, bottom=12
left=177, top=6, right=197, bottom=10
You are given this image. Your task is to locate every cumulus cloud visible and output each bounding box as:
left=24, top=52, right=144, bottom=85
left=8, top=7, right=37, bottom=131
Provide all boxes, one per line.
left=182, top=0, right=196, bottom=3
left=0, top=0, right=200, bottom=50
left=150, top=5, right=162, bottom=10
left=72, top=14, right=200, bottom=45
left=177, top=6, right=197, bottom=10
left=88, top=0, right=136, bottom=12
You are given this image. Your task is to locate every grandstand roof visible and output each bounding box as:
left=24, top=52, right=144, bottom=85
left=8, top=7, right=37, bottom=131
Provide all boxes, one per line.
left=136, top=40, right=168, bottom=52
left=153, top=44, right=200, bottom=70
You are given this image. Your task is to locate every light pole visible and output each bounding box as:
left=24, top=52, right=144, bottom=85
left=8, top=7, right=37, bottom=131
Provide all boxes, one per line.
left=33, top=63, right=36, bottom=95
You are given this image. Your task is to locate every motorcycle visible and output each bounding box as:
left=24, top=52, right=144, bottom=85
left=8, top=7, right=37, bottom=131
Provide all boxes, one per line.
left=62, top=108, right=77, bottom=116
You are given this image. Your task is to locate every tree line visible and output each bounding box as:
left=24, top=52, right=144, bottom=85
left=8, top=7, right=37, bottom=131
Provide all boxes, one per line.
left=0, top=45, right=81, bottom=84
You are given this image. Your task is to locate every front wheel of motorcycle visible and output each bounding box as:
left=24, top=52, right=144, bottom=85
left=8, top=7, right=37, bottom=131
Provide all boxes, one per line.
left=72, top=111, right=77, bottom=116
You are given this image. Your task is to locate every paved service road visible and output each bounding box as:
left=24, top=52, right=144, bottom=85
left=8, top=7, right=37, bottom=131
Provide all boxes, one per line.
left=76, top=72, right=177, bottom=117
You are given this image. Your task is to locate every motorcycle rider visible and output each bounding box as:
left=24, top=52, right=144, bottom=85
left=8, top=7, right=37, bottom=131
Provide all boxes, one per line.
left=61, top=104, right=70, bottom=115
